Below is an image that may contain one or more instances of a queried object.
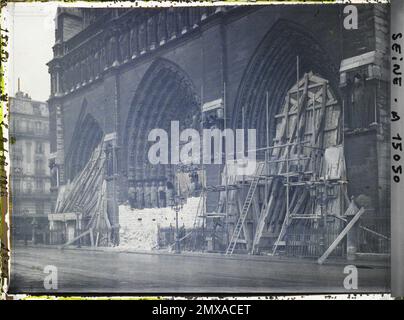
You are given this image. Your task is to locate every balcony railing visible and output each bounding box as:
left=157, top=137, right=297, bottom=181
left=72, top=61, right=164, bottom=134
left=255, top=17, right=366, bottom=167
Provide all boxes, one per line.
left=11, top=190, right=52, bottom=199
left=11, top=128, right=49, bottom=138
left=52, top=7, right=222, bottom=95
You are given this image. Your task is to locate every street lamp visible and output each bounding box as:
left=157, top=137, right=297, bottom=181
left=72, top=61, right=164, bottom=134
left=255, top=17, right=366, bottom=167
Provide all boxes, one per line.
left=170, top=194, right=185, bottom=254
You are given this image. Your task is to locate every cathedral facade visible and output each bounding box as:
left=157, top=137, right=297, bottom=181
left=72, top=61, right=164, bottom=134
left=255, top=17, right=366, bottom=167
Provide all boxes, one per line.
left=47, top=5, right=391, bottom=249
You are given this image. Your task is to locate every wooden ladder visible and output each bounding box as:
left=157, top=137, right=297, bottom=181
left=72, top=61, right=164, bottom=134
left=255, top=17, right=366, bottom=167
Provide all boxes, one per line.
left=225, top=162, right=265, bottom=255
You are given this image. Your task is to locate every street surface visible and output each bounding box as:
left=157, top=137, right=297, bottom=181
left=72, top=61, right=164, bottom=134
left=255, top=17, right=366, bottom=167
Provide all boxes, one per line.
left=9, top=246, right=390, bottom=294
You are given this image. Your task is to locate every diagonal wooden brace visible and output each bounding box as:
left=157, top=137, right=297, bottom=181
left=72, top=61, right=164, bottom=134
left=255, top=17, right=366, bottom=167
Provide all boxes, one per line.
left=59, top=228, right=93, bottom=249
left=317, top=207, right=365, bottom=265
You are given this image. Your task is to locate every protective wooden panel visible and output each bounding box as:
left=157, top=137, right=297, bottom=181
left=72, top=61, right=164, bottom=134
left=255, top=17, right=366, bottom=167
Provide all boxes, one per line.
left=253, top=72, right=345, bottom=255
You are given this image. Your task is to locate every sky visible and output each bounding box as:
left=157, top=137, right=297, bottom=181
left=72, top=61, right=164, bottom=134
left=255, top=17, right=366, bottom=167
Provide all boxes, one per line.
left=6, top=3, right=58, bottom=102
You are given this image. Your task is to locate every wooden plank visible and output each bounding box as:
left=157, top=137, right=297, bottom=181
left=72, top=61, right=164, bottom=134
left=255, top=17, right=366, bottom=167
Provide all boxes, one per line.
left=251, top=75, right=309, bottom=253
left=288, top=82, right=326, bottom=94
left=271, top=190, right=308, bottom=254
left=314, top=82, right=328, bottom=149
left=59, top=228, right=92, bottom=249
left=331, top=214, right=390, bottom=241
left=273, top=192, right=286, bottom=235
left=237, top=196, right=252, bottom=252
left=317, top=207, right=365, bottom=264
left=251, top=192, right=261, bottom=222
left=226, top=162, right=265, bottom=254
left=252, top=190, right=276, bottom=253
left=89, top=228, right=94, bottom=247
left=58, top=140, right=105, bottom=216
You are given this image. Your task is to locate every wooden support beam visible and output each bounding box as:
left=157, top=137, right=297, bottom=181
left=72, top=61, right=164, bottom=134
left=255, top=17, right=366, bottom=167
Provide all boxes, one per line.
left=331, top=214, right=390, bottom=241
left=317, top=207, right=365, bottom=265
left=271, top=190, right=308, bottom=255
left=251, top=193, right=260, bottom=222
left=251, top=190, right=277, bottom=253
left=89, top=228, right=94, bottom=247
left=59, top=228, right=92, bottom=249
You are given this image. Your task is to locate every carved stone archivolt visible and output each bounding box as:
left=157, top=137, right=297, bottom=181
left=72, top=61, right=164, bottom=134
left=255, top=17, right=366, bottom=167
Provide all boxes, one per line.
left=138, top=22, right=147, bottom=54
left=147, top=16, right=157, bottom=49
left=157, top=11, right=167, bottom=44
left=119, top=32, right=130, bottom=62
left=233, top=20, right=340, bottom=149
left=167, top=8, right=177, bottom=39
left=108, top=36, right=118, bottom=67
left=130, top=26, right=139, bottom=58
left=100, top=45, right=106, bottom=71
left=124, top=58, right=200, bottom=186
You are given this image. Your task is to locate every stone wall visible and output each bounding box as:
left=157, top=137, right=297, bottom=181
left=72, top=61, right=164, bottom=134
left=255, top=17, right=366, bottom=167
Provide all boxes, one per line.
left=48, top=5, right=390, bottom=222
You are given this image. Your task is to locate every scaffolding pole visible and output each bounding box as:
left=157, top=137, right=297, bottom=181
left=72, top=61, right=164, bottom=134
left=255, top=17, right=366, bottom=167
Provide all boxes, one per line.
left=201, top=84, right=205, bottom=251
left=265, top=91, right=269, bottom=203
left=223, top=82, right=229, bottom=246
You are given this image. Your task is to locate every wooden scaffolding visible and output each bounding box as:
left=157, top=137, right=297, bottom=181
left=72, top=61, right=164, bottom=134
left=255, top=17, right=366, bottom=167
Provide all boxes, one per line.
left=222, top=71, right=350, bottom=257
left=53, top=138, right=117, bottom=247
